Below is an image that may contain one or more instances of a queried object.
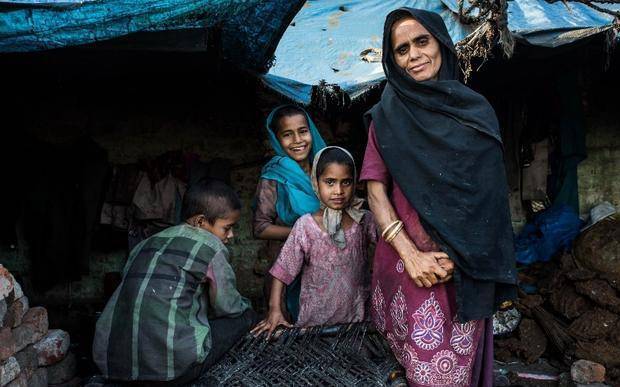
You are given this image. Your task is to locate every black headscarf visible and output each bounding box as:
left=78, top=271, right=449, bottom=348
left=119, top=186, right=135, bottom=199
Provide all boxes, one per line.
left=367, top=8, right=517, bottom=322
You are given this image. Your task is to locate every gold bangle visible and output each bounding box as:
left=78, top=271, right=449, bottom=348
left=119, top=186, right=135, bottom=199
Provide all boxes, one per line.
left=384, top=221, right=403, bottom=243
left=385, top=225, right=402, bottom=244
left=381, top=220, right=401, bottom=240
left=385, top=222, right=404, bottom=244
left=381, top=220, right=399, bottom=239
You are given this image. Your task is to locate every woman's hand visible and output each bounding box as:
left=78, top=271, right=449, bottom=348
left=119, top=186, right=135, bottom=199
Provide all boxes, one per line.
left=366, top=180, right=449, bottom=288
left=250, top=308, right=292, bottom=338
left=404, top=251, right=450, bottom=288
left=393, top=234, right=448, bottom=287
left=436, top=257, right=454, bottom=283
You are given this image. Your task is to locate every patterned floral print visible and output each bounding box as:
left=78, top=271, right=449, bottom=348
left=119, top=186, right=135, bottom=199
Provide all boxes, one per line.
left=402, top=342, right=418, bottom=365
left=374, top=288, right=485, bottom=386
left=372, top=282, right=387, bottom=333
left=390, top=286, right=409, bottom=340
left=372, top=276, right=484, bottom=387
left=411, top=292, right=445, bottom=351
left=413, top=362, right=433, bottom=384
left=450, top=320, right=477, bottom=355
left=386, top=332, right=403, bottom=363
left=397, top=340, right=472, bottom=386
left=396, top=259, right=405, bottom=273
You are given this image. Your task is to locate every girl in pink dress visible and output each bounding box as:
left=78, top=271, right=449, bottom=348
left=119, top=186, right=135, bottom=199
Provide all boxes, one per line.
left=252, top=146, right=377, bottom=334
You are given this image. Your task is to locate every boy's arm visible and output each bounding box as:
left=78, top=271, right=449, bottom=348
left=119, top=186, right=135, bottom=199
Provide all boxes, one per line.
left=206, top=248, right=250, bottom=318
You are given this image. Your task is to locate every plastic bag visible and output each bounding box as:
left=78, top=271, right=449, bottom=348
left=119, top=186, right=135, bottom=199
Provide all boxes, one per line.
left=515, top=205, right=583, bottom=265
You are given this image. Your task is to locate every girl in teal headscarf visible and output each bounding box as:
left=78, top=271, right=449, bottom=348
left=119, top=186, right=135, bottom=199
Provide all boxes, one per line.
left=252, top=105, right=327, bottom=321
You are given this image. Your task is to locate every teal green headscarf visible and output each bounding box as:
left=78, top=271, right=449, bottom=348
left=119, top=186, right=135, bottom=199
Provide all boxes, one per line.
left=260, top=105, right=326, bottom=323
left=260, top=105, right=327, bottom=226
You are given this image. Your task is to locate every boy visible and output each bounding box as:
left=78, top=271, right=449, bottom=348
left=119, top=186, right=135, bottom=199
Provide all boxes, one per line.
left=93, top=179, right=255, bottom=384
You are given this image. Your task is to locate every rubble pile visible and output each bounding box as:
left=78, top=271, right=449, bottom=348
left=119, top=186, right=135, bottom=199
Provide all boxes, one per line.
left=0, top=265, right=78, bottom=387
left=495, top=217, right=620, bottom=386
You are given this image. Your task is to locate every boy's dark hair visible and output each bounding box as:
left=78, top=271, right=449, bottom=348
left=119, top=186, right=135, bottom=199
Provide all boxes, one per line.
left=270, top=105, right=308, bottom=134
left=181, top=179, right=241, bottom=223
left=316, top=148, right=355, bottom=179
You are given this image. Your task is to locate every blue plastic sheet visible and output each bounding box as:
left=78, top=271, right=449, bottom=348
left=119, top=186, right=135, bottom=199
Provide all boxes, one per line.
left=262, top=0, right=618, bottom=104
left=514, top=205, right=583, bottom=265
left=1, top=0, right=617, bottom=101
left=0, top=0, right=304, bottom=72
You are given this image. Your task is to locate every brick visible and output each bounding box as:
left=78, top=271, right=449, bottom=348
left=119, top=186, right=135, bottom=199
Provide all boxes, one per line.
left=2, top=298, right=28, bottom=329
left=13, top=346, right=37, bottom=380
left=21, top=307, right=48, bottom=337
left=0, top=357, right=20, bottom=387
left=11, top=324, right=44, bottom=354
left=34, top=329, right=70, bottom=366
left=571, top=359, right=606, bottom=384
left=46, top=352, right=76, bottom=385
left=3, top=372, right=26, bottom=387
left=27, top=368, right=47, bottom=387
left=0, top=328, right=15, bottom=362
left=0, top=266, right=14, bottom=301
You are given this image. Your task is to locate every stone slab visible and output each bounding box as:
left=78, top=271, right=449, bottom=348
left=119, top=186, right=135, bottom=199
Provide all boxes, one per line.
left=46, top=352, right=76, bottom=385
left=0, top=357, right=20, bottom=387
left=34, top=329, right=70, bottom=366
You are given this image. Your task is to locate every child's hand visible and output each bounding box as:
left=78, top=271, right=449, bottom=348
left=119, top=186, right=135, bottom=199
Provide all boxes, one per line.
left=250, top=309, right=292, bottom=339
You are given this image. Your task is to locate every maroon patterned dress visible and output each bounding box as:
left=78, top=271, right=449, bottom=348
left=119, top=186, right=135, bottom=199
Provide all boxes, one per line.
left=360, top=123, right=494, bottom=387
left=269, top=213, right=377, bottom=327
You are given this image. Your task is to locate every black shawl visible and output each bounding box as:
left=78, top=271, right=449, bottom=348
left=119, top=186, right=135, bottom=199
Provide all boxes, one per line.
left=367, top=8, right=517, bottom=322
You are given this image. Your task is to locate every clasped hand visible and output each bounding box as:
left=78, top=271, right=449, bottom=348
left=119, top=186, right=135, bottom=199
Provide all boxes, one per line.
left=402, top=249, right=454, bottom=288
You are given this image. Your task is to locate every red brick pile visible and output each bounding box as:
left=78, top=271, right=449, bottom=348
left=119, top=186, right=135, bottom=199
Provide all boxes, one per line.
left=0, top=265, right=77, bottom=387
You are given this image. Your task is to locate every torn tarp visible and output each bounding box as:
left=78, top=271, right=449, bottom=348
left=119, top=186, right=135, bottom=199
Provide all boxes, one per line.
left=262, top=0, right=618, bottom=105
left=0, top=0, right=304, bottom=72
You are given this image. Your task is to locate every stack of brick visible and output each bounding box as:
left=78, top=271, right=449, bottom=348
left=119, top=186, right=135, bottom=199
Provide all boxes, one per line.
left=0, top=265, right=77, bottom=387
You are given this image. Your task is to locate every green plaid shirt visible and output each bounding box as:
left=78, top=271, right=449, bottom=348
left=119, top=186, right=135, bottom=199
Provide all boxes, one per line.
left=93, top=224, right=250, bottom=381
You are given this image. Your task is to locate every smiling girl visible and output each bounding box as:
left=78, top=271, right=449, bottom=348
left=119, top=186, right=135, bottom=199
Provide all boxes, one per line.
left=253, top=105, right=327, bottom=320
left=252, top=146, right=377, bottom=334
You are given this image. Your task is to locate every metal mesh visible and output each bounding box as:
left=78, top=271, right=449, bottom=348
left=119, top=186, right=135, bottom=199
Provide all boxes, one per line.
left=193, top=322, right=403, bottom=386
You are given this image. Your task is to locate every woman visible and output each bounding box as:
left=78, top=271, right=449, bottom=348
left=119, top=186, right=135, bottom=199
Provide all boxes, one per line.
left=360, top=8, right=516, bottom=386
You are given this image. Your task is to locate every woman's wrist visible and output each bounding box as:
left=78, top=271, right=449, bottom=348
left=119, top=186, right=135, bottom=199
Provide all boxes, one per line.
left=391, top=232, right=420, bottom=262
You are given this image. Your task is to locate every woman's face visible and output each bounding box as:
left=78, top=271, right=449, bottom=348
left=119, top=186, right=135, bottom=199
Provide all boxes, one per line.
left=390, top=16, right=442, bottom=82
left=276, top=114, right=313, bottom=163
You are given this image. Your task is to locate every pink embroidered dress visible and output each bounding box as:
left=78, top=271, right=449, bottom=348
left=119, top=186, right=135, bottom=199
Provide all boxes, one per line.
left=269, top=212, right=377, bottom=327
left=360, top=123, right=494, bottom=387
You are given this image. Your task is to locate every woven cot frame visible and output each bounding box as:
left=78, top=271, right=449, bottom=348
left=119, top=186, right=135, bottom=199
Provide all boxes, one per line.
left=195, top=323, right=403, bottom=386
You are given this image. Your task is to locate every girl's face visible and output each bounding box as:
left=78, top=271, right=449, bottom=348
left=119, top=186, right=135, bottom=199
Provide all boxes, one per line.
left=390, top=16, right=442, bottom=82
left=275, top=114, right=313, bottom=163
left=317, top=163, right=354, bottom=211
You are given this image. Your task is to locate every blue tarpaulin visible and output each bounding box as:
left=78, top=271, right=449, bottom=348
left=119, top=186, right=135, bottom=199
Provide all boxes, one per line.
left=0, top=0, right=304, bottom=71
left=1, top=0, right=617, bottom=100
left=262, top=0, right=619, bottom=104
